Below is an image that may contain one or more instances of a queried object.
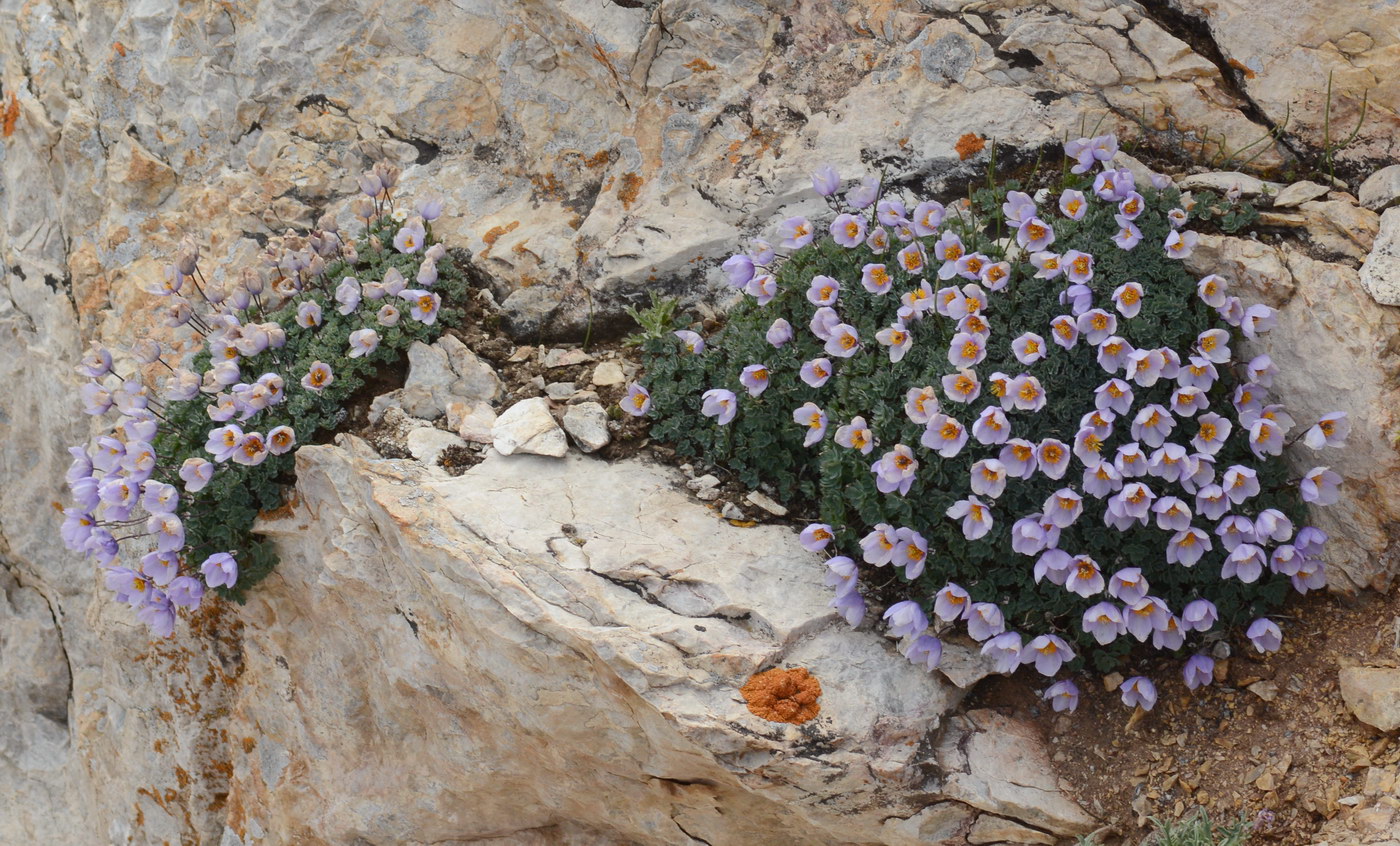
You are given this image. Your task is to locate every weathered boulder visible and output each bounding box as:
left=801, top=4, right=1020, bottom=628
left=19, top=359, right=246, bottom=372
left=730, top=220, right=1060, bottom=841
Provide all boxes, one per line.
left=1339, top=666, right=1400, bottom=733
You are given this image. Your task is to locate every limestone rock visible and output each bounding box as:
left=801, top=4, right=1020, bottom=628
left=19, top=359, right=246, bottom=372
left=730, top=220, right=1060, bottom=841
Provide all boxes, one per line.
left=446, top=400, right=497, bottom=444
left=492, top=398, right=568, bottom=458
left=746, top=491, right=788, bottom=517
left=1360, top=165, right=1400, bottom=212
left=1340, top=667, right=1400, bottom=731
left=238, top=443, right=1041, bottom=844
left=406, top=427, right=467, bottom=465
left=1273, top=180, right=1330, bottom=209
left=935, top=709, right=1096, bottom=835
left=405, top=337, right=504, bottom=420
left=545, top=381, right=577, bottom=400
left=967, top=814, right=1058, bottom=845
left=1361, top=209, right=1400, bottom=306
left=545, top=348, right=593, bottom=369
left=591, top=360, right=626, bottom=387
left=560, top=402, right=610, bottom=453
left=1178, top=171, right=1278, bottom=199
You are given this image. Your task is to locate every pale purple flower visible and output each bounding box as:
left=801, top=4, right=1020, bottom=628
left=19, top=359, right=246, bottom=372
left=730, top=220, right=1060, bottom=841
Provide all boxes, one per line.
left=966, top=602, right=1006, bottom=641
left=778, top=216, right=815, bottom=249
left=1005, top=375, right=1045, bottom=414
left=1241, top=304, right=1277, bottom=339
left=1094, top=168, right=1134, bottom=201
left=394, top=219, right=427, bottom=254
left=1045, top=680, right=1080, bottom=712
left=904, top=635, right=943, bottom=671
left=1218, top=296, right=1245, bottom=325
left=1039, top=488, right=1081, bottom=529
left=1105, top=568, right=1147, bottom=604
left=137, top=594, right=177, bottom=638
left=1111, top=215, right=1142, bottom=250
left=1083, top=461, right=1123, bottom=498
left=1002, top=190, right=1036, bottom=226
left=1304, top=412, right=1350, bottom=449
left=1016, top=216, right=1056, bottom=252
left=1030, top=251, right=1063, bottom=280
left=766, top=318, right=793, bottom=348
left=376, top=303, right=401, bottom=326
left=1000, top=439, right=1038, bottom=479
left=1076, top=309, right=1117, bottom=346
left=1063, top=250, right=1094, bottom=284
left=1246, top=618, right=1282, bottom=653
left=896, top=242, right=927, bottom=276
left=701, top=389, right=738, bottom=425
left=1064, top=555, right=1104, bottom=597
left=404, top=289, right=441, bottom=324
left=1301, top=466, right=1342, bottom=505
left=981, top=631, right=1025, bottom=673
left=1296, top=526, right=1328, bottom=557
left=800, top=358, right=833, bottom=388
left=749, top=238, right=775, bottom=265
left=972, top=406, right=1011, bottom=445
left=1173, top=601, right=1216, bottom=638
left=793, top=402, right=828, bottom=447
left=825, top=323, right=861, bottom=359
left=722, top=254, right=755, bottom=287
left=1021, top=634, right=1074, bottom=676
left=824, top=556, right=858, bottom=595
left=296, top=300, right=323, bottom=329
left=167, top=576, right=205, bottom=609
left=858, top=263, right=891, bottom=296
left=1011, top=514, right=1053, bottom=556
left=941, top=369, right=980, bottom=405
left=876, top=323, right=913, bottom=363
left=831, top=591, right=866, bottom=627
left=911, top=201, right=945, bottom=236
left=1047, top=315, right=1077, bottom=350
left=140, top=550, right=180, bottom=587
left=834, top=415, right=874, bottom=454
left=200, top=552, right=238, bottom=589
left=1082, top=602, right=1126, bottom=645
left=970, top=459, right=1008, bottom=499
left=1118, top=191, right=1145, bottom=220
left=922, top=413, right=968, bottom=458
left=348, top=328, right=380, bottom=358
left=1247, top=354, right=1277, bottom=388
left=927, top=584, right=968, bottom=622
left=1164, top=229, right=1198, bottom=259
left=933, top=231, right=965, bottom=279
left=947, top=496, right=993, bottom=540
left=1064, top=137, right=1096, bottom=173
left=1034, top=549, right=1072, bottom=585
left=232, top=431, right=268, bottom=466
left=1196, top=274, right=1228, bottom=308
left=745, top=273, right=777, bottom=305
left=801, top=523, right=835, bottom=552
left=1216, top=514, right=1257, bottom=552
left=1120, top=676, right=1157, bottom=711
left=739, top=364, right=770, bottom=397
left=1183, top=654, right=1215, bottom=690
left=1010, top=332, right=1046, bottom=365
left=1194, top=485, right=1230, bottom=521
left=179, top=457, right=214, bottom=492
left=141, top=481, right=180, bottom=515
left=301, top=361, right=334, bottom=393
left=830, top=214, right=866, bottom=248
left=1222, top=465, right=1260, bottom=505
left=846, top=174, right=880, bottom=209
left=268, top=425, right=296, bottom=456
left=1222, top=543, right=1266, bottom=583
left=1270, top=544, right=1303, bottom=576
left=104, top=566, right=145, bottom=604
left=204, top=424, right=245, bottom=463
left=1292, top=558, right=1327, bottom=594
left=883, top=600, right=928, bottom=638
left=1167, top=528, right=1212, bottom=567
left=905, top=386, right=939, bottom=424
left=1128, top=404, right=1173, bottom=448
left=861, top=524, right=898, bottom=565
left=872, top=445, right=918, bottom=496
left=811, top=164, right=840, bottom=197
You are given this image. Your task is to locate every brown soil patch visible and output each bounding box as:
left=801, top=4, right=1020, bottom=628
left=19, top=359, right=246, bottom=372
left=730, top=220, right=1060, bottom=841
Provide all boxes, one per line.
left=969, top=586, right=1400, bottom=844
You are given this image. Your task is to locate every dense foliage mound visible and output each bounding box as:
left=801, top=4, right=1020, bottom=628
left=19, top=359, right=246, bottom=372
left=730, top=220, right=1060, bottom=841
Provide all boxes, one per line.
left=636, top=136, right=1347, bottom=707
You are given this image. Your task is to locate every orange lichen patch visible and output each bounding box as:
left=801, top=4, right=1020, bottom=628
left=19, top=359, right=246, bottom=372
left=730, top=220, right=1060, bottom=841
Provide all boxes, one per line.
left=684, top=58, right=717, bottom=72
left=955, top=133, right=986, bottom=161
left=482, top=220, right=520, bottom=247
left=583, top=149, right=612, bottom=169
left=241, top=737, right=256, bottom=754
left=741, top=667, right=822, bottom=724
left=114, top=41, right=127, bottom=57
left=1227, top=57, right=1256, bottom=79
left=3, top=92, right=19, bottom=139
left=618, top=171, right=643, bottom=209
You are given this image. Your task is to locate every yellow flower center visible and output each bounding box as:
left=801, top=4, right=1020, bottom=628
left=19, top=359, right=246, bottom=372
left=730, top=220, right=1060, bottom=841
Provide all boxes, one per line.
left=954, top=375, right=975, bottom=394
left=969, top=504, right=985, bottom=521
left=1038, top=641, right=1058, bottom=655
left=1019, top=382, right=1040, bottom=401
left=1121, top=287, right=1140, bottom=305
left=890, top=331, right=906, bottom=345
left=1076, top=561, right=1097, bottom=579
left=1042, top=444, right=1064, bottom=463
left=1073, top=256, right=1090, bottom=274
left=1024, top=338, right=1040, bottom=354
left=961, top=341, right=980, bottom=360
left=894, top=454, right=912, bottom=470
left=945, top=244, right=963, bottom=261
left=840, top=334, right=857, bottom=350
left=907, top=546, right=925, bottom=562
left=941, top=422, right=960, bottom=440
left=1012, top=444, right=1032, bottom=461
left=1027, top=223, right=1045, bottom=241
left=1092, top=314, right=1108, bottom=330
left=845, top=222, right=859, bottom=238
left=1082, top=434, right=1102, bottom=452
left=1067, top=199, right=1082, bottom=215
left=632, top=393, right=647, bottom=409
left=851, top=431, right=868, bottom=449
left=1054, top=321, right=1073, bottom=339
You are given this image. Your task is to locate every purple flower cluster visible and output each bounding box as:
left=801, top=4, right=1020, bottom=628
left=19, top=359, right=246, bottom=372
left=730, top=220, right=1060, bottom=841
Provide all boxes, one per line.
left=65, top=163, right=449, bottom=639
left=641, top=133, right=1350, bottom=710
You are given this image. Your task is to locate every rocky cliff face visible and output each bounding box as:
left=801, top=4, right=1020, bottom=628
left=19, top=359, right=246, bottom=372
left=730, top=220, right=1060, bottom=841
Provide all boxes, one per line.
left=3, top=1, right=1400, bottom=844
